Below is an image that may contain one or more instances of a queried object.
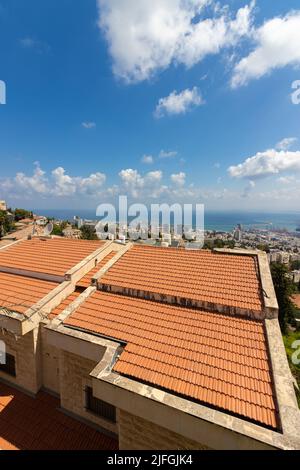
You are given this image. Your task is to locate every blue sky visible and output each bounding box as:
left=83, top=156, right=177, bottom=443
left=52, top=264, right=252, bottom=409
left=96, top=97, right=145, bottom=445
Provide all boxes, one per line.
left=0, top=0, right=300, bottom=211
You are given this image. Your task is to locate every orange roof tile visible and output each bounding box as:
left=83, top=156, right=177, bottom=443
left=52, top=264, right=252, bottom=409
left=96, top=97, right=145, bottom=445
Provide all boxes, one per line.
left=49, top=291, right=81, bottom=319
left=77, top=251, right=117, bottom=288
left=101, top=245, right=262, bottom=312
left=0, top=238, right=104, bottom=277
left=65, top=291, right=278, bottom=430
left=0, top=272, right=58, bottom=315
left=0, top=382, right=117, bottom=450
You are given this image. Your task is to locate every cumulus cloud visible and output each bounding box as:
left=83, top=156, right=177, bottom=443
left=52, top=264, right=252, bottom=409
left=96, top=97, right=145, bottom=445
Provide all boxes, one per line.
left=118, top=168, right=163, bottom=198
left=232, top=11, right=300, bottom=88
left=15, top=163, right=48, bottom=195
left=171, top=172, right=186, bottom=187
left=98, top=0, right=255, bottom=83
left=1, top=164, right=106, bottom=199
left=228, top=148, right=300, bottom=179
left=141, top=154, right=154, bottom=164
left=82, top=122, right=96, bottom=129
left=155, top=87, right=204, bottom=118
left=276, top=137, right=298, bottom=151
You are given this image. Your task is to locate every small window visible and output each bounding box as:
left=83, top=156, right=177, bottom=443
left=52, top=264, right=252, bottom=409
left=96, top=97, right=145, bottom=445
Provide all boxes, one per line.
left=85, top=386, right=116, bottom=423
left=0, top=353, right=16, bottom=377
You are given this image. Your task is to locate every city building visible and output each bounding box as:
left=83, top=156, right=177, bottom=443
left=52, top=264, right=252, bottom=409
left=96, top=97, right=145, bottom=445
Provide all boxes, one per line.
left=34, top=216, right=48, bottom=226
left=0, top=238, right=299, bottom=450
left=290, top=270, right=300, bottom=284
left=62, top=225, right=82, bottom=239
left=0, top=200, right=7, bottom=211
left=233, top=224, right=243, bottom=242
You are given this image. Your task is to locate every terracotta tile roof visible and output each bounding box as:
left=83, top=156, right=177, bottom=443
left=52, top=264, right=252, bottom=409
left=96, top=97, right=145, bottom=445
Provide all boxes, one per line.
left=0, top=238, right=104, bottom=277
left=101, top=245, right=262, bottom=312
left=65, top=291, right=278, bottom=430
left=49, top=291, right=81, bottom=319
left=0, top=382, right=118, bottom=450
left=0, top=272, right=58, bottom=315
left=77, top=251, right=117, bottom=288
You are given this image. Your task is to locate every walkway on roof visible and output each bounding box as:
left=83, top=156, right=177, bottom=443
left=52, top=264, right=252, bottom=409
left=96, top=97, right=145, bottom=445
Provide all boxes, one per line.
left=0, top=382, right=118, bottom=450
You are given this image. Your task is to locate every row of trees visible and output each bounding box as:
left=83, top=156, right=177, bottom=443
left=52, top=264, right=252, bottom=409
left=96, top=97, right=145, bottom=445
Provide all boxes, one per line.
left=271, top=262, right=298, bottom=333
left=0, top=208, right=33, bottom=239
left=0, top=211, right=14, bottom=238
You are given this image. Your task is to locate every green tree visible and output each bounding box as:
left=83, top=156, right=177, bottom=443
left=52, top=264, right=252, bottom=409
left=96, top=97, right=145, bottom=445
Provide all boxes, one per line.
left=80, top=225, right=98, bottom=240
left=51, top=224, right=64, bottom=236
left=271, top=263, right=296, bottom=333
left=213, top=239, right=225, bottom=249
left=257, top=243, right=270, bottom=253
left=226, top=240, right=235, bottom=249
left=0, top=211, right=14, bottom=238
left=291, top=260, right=300, bottom=271
left=14, top=208, right=33, bottom=221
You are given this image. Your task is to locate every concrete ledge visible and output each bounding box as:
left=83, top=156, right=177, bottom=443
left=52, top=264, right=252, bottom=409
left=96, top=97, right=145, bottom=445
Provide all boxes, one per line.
left=265, top=318, right=300, bottom=439
left=0, top=239, right=23, bottom=251
left=0, top=266, right=64, bottom=283
left=53, top=286, right=97, bottom=326
left=21, top=281, right=76, bottom=335
left=64, top=241, right=113, bottom=283
left=93, top=243, right=132, bottom=285
left=45, top=323, right=119, bottom=363
left=257, top=252, right=279, bottom=317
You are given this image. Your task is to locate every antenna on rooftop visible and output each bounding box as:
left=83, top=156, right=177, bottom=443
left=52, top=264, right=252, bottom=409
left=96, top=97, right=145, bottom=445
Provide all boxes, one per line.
left=43, top=223, right=53, bottom=237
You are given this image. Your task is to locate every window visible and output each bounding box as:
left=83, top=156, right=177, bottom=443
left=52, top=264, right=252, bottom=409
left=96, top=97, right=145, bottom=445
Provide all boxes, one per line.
left=0, top=353, right=16, bottom=377
left=85, top=386, right=116, bottom=423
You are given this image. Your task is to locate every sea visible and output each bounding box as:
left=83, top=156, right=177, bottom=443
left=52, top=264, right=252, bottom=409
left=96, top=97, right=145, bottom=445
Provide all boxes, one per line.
left=32, top=209, right=300, bottom=233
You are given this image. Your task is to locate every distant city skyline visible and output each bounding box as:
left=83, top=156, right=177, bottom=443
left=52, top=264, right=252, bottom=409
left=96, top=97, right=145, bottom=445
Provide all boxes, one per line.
left=1, top=0, right=300, bottom=210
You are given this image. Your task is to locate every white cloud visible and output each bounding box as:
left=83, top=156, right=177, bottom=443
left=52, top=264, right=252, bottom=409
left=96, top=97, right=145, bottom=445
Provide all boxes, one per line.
left=155, top=87, right=204, bottom=118
left=232, top=11, right=300, bottom=88
left=52, top=167, right=77, bottom=197
left=141, top=154, right=154, bottom=164
left=82, top=122, right=96, bottom=129
left=15, top=163, right=49, bottom=195
left=242, top=180, right=255, bottom=198
left=276, top=137, right=298, bottom=151
left=277, top=176, right=296, bottom=185
left=228, top=148, right=300, bottom=179
left=171, top=172, right=186, bottom=186
left=118, top=168, right=163, bottom=198
left=98, top=0, right=255, bottom=83
left=159, top=150, right=178, bottom=159
left=145, top=170, right=162, bottom=183
left=1, top=164, right=106, bottom=199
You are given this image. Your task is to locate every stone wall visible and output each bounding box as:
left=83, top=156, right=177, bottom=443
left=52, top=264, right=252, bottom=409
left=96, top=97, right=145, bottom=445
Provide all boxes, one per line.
left=40, top=325, right=60, bottom=394
left=118, top=410, right=210, bottom=450
left=0, top=327, right=40, bottom=394
left=59, top=350, right=118, bottom=435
